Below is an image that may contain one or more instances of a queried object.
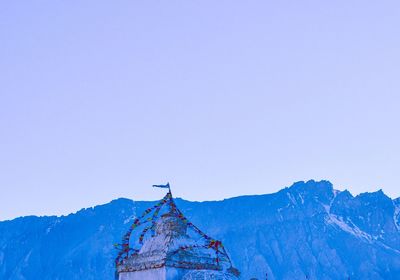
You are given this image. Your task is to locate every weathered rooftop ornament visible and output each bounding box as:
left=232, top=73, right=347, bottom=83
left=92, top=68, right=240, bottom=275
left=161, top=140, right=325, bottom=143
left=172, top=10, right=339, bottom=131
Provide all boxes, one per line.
left=115, top=183, right=240, bottom=280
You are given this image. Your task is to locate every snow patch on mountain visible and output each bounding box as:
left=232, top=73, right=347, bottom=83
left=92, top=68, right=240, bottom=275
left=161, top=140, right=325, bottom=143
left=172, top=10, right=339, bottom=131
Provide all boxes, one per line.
left=394, top=201, right=400, bottom=231
left=287, top=192, right=297, bottom=206
left=326, top=214, right=373, bottom=242
left=45, top=218, right=60, bottom=235
left=124, top=215, right=136, bottom=225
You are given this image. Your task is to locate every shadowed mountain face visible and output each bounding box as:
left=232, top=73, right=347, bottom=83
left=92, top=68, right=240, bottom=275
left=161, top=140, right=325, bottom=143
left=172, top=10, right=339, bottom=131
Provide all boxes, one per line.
left=1, top=180, right=400, bottom=280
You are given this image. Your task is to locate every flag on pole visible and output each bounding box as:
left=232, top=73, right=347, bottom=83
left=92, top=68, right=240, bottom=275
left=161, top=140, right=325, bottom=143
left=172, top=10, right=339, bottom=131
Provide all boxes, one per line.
left=152, top=182, right=170, bottom=189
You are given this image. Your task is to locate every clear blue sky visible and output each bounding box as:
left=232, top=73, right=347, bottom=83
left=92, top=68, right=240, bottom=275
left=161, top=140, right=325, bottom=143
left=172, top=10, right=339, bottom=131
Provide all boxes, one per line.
left=1, top=1, right=400, bottom=221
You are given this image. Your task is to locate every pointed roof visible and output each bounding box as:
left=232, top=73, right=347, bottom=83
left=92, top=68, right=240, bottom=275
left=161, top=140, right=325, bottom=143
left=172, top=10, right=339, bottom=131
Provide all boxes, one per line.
left=115, top=186, right=240, bottom=277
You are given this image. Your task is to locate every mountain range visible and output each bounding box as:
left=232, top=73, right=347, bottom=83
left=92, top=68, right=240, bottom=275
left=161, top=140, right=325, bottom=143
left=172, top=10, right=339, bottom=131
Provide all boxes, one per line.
left=1, top=180, right=400, bottom=279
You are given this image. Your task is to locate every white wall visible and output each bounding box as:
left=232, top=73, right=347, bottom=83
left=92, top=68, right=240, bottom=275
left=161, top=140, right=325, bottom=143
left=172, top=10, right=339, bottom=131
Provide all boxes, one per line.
left=119, top=268, right=166, bottom=280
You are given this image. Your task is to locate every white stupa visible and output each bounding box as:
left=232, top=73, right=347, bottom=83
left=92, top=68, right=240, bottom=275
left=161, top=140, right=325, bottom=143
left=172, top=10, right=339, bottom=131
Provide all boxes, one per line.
left=115, top=184, right=240, bottom=280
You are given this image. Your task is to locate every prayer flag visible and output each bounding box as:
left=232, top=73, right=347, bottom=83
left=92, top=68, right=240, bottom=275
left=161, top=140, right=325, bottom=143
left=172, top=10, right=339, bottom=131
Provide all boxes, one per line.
left=152, top=183, right=170, bottom=189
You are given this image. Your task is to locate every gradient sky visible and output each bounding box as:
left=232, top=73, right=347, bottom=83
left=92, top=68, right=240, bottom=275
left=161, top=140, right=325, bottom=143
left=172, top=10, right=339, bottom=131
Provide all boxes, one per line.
left=1, top=1, right=400, bottom=221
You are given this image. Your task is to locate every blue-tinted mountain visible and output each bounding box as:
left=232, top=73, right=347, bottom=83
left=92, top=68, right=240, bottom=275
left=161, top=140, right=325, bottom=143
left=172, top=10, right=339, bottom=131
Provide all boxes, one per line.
left=1, top=180, right=400, bottom=279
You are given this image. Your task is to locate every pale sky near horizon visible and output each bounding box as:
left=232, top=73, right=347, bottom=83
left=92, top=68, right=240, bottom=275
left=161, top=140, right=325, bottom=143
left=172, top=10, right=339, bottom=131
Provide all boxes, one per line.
left=1, top=1, right=400, bottom=221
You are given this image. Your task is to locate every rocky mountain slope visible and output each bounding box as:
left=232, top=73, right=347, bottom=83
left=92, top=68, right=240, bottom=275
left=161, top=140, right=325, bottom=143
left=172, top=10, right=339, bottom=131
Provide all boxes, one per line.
left=1, top=180, right=400, bottom=279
